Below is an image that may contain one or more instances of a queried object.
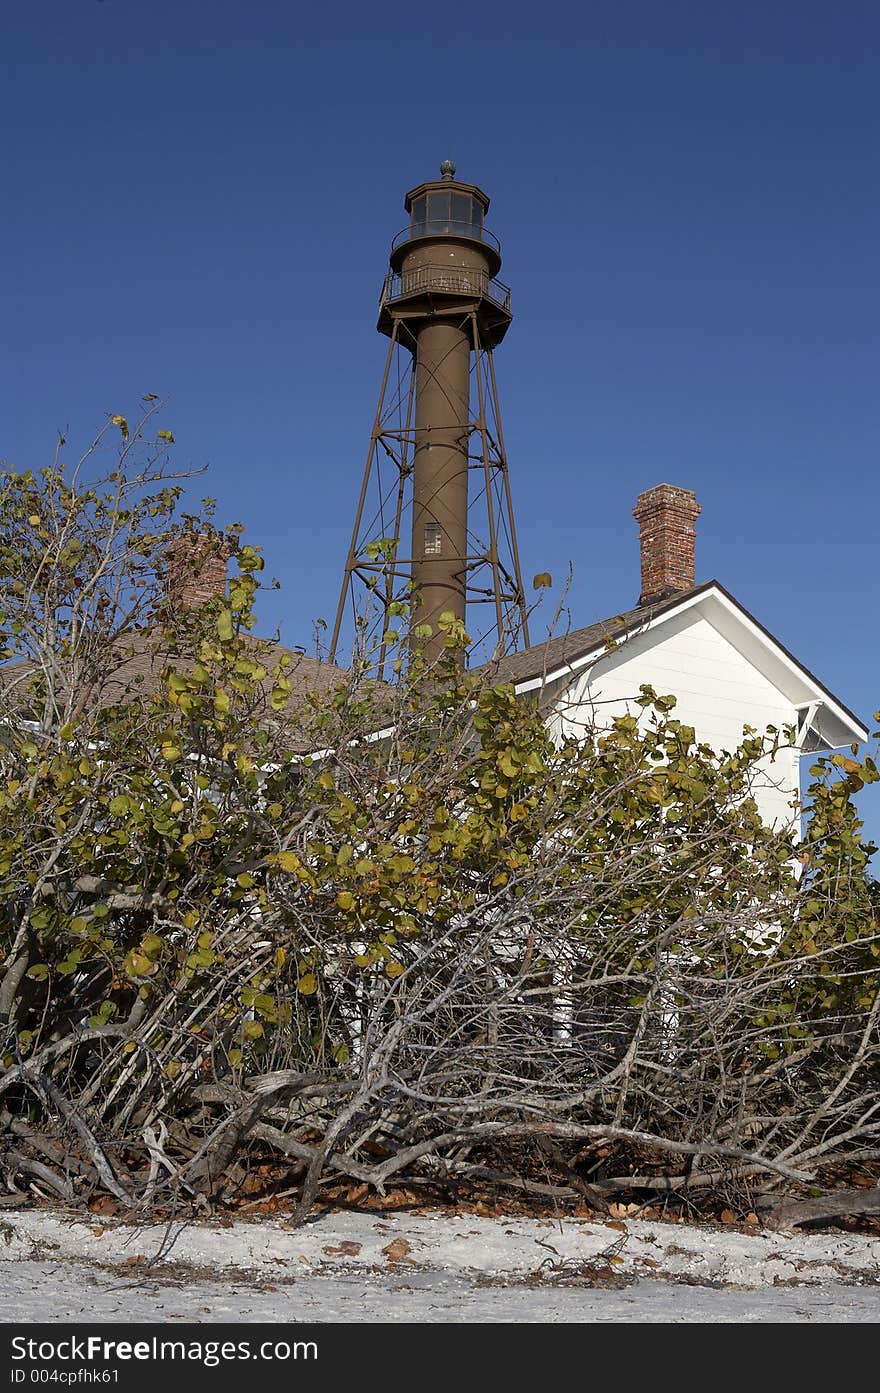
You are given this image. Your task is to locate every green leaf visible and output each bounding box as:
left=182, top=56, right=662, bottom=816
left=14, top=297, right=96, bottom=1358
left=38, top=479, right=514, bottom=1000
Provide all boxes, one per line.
left=125, top=950, right=154, bottom=977
left=273, top=851, right=302, bottom=874
left=157, top=429, right=175, bottom=443
left=532, top=571, right=552, bottom=589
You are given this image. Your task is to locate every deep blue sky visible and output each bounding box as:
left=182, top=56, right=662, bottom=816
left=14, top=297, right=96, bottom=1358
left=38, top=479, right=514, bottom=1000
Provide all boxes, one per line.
left=2, top=2, right=878, bottom=844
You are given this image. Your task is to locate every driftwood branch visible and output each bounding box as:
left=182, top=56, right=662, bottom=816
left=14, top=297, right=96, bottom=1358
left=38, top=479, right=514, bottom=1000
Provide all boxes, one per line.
left=5, top=1151, right=75, bottom=1202
left=369, top=1121, right=814, bottom=1187
left=29, top=1073, right=133, bottom=1205
left=767, top=1186, right=880, bottom=1231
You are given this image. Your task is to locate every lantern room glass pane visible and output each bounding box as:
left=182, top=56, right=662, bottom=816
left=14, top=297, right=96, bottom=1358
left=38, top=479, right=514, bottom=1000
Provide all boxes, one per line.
left=451, top=193, right=470, bottom=234
left=426, top=190, right=451, bottom=234
left=410, top=195, right=426, bottom=234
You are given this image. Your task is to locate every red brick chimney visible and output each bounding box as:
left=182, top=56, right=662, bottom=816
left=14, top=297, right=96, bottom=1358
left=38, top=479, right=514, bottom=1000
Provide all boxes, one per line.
left=633, top=484, right=701, bottom=607
left=164, top=531, right=230, bottom=610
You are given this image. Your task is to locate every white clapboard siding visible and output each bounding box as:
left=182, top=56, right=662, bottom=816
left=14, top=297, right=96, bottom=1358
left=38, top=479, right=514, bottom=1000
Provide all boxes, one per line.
left=548, top=606, right=802, bottom=831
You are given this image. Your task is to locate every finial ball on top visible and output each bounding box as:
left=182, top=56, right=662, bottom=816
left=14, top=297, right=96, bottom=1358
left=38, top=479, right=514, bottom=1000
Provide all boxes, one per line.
left=439, top=159, right=456, bottom=180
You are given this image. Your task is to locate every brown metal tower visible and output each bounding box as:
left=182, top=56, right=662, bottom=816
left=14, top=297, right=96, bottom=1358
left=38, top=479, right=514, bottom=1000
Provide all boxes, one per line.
left=329, top=162, right=530, bottom=670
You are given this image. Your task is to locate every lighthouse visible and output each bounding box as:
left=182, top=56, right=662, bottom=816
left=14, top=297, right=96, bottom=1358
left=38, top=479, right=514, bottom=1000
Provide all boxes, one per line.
left=330, top=163, right=528, bottom=670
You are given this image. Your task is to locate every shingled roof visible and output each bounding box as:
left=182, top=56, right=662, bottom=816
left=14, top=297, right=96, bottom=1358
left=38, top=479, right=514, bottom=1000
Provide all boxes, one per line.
left=0, top=629, right=353, bottom=750
left=472, top=587, right=700, bottom=689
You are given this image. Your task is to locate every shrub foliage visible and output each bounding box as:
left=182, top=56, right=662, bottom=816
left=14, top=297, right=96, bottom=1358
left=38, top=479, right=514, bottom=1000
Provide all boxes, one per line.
left=1, top=410, right=878, bottom=1218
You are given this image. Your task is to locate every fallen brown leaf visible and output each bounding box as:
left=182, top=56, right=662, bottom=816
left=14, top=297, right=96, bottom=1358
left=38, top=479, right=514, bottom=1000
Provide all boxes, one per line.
left=382, top=1238, right=412, bottom=1262
left=323, top=1240, right=362, bottom=1257
left=88, top=1196, right=116, bottom=1216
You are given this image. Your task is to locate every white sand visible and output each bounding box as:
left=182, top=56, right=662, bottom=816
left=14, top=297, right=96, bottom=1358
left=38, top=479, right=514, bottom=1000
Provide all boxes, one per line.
left=2, top=1208, right=879, bottom=1323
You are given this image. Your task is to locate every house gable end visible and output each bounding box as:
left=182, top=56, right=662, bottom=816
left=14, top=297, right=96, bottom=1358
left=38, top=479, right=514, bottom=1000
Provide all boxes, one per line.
left=509, top=582, right=866, bottom=751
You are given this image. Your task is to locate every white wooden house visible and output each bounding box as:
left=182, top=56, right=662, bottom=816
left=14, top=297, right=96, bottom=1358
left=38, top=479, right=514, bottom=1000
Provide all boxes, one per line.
left=478, top=484, right=867, bottom=832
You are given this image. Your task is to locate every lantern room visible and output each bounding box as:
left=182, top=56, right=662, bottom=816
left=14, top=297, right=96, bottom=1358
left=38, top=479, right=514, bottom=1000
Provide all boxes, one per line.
left=389, top=161, right=502, bottom=278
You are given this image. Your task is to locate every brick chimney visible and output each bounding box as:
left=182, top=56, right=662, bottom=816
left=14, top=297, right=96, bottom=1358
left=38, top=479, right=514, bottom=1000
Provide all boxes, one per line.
left=164, top=531, right=230, bottom=610
left=633, top=484, right=701, bottom=607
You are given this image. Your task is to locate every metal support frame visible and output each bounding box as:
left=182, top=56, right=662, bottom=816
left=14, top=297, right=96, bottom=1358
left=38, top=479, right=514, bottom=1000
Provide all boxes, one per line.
left=329, top=311, right=530, bottom=672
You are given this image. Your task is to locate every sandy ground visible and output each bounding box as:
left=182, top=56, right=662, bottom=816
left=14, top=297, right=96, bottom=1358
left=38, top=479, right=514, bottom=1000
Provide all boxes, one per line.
left=2, top=1208, right=880, bottom=1322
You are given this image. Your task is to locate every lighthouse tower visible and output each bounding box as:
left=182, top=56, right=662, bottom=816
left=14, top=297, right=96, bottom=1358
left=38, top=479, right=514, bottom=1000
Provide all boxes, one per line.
left=329, top=162, right=529, bottom=670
